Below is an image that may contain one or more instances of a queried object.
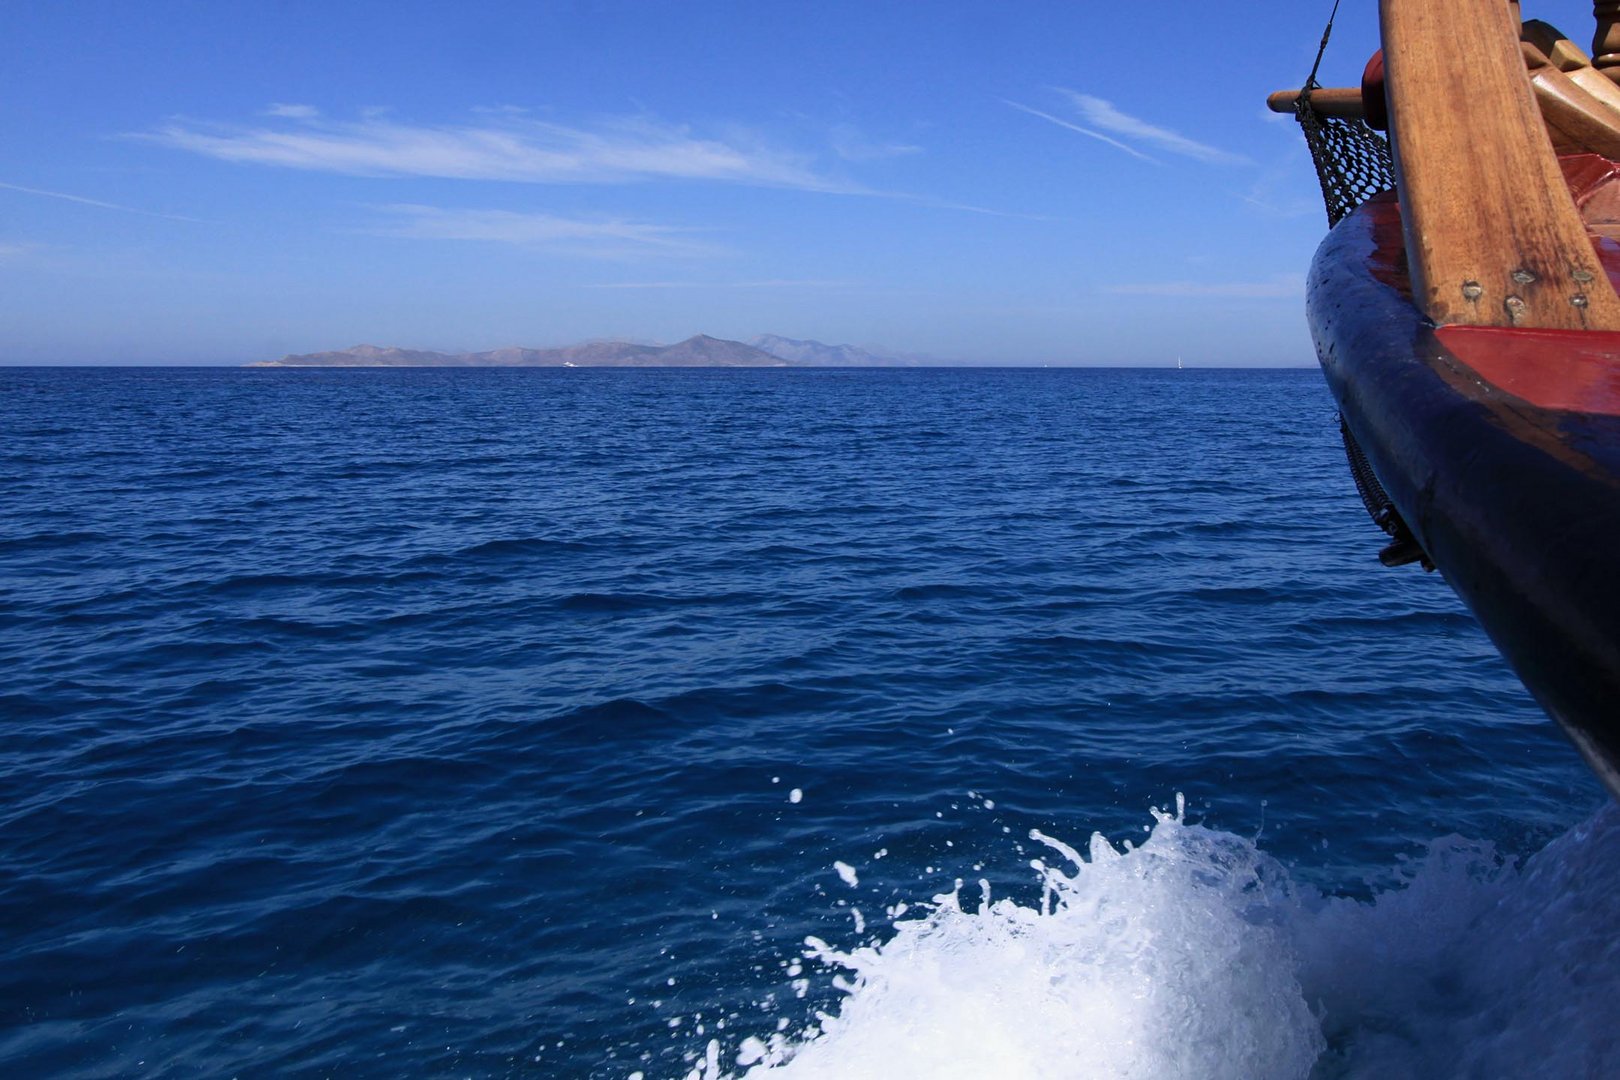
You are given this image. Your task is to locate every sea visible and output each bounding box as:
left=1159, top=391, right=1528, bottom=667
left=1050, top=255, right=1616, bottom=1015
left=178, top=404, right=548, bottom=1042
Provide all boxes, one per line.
left=2, top=365, right=1616, bottom=1079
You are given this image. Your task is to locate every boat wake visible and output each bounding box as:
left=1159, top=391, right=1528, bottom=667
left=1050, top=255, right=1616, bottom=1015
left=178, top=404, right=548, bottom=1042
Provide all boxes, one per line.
left=675, top=797, right=1620, bottom=1080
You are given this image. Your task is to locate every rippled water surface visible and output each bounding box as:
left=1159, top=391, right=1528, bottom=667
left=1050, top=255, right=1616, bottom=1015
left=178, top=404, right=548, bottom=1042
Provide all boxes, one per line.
left=1, top=367, right=1611, bottom=1078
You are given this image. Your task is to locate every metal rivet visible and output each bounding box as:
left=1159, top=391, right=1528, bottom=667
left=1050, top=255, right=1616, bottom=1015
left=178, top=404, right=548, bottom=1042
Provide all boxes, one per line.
left=1574, top=269, right=1596, bottom=283
left=1573, top=294, right=1590, bottom=307
left=1461, top=281, right=1484, bottom=300
left=1511, top=268, right=1537, bottom=284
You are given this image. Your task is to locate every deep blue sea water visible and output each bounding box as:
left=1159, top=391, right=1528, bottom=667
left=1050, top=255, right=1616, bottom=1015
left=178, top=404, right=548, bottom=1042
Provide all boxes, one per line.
left=2, top=366, right=1615, bottom=1078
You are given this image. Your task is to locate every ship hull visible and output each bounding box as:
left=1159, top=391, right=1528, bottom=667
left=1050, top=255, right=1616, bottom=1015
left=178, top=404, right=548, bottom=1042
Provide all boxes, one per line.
left=1310, top=191, right=1620, bottom=796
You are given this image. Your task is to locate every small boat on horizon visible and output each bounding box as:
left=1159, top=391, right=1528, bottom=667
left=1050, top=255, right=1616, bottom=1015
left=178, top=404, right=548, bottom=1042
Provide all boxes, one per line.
left=1274, top=0, right=1620, bottom=798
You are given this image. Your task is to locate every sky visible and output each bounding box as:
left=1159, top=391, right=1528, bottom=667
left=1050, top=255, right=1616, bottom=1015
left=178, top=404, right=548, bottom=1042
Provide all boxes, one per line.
left=0, top=0, right=1602, bottom=365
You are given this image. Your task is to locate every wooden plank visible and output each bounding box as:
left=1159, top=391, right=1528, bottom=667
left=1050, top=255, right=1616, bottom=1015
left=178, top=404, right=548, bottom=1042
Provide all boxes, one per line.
left=1524, top=19, right=1593, bottom=71
left=1526, top=48, right=1620, bottom=157
left=1381, top=0, right=1620, bottom=328
left=1522, top=19, right=1620, bottom=120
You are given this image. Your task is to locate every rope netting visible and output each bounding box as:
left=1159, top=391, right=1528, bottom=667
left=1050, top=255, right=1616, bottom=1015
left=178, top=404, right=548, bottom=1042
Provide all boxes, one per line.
left=1292, top=0, right=1395, bottom=226
left=1294, top=1, right=1425, bottom=568
left=1295, top=102, right=1395, bottom=226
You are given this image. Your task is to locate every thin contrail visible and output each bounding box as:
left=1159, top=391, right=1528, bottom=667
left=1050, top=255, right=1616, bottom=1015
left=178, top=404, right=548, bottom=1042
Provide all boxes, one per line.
left=0, top=180, right=207, bottom=223
left=1002, top=100, right=1159, bottom=164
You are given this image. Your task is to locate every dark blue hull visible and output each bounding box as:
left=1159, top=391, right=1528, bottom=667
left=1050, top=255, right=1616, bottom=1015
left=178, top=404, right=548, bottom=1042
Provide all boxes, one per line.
left=1310, top=195, right=1620, bottom=797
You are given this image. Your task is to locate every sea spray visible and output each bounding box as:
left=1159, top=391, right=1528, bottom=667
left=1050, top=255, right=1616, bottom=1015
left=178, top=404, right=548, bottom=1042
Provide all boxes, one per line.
left=1295, top=800, right=1620, bottom=1078
left=685, top=799, right=1620, bottom=1080
left=700, top=798, right=1324, bottom=1080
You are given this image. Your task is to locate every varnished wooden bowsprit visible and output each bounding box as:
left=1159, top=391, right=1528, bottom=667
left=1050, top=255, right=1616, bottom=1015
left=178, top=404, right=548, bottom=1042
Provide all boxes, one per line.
left=1264, top=87, right=1365, bottom=119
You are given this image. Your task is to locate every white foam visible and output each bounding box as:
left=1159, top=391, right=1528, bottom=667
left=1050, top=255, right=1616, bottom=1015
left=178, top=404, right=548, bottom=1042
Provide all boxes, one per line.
left=685, top=798, right=1620, bottom=1080
left=1295, top=802, right=1620, bottom=1077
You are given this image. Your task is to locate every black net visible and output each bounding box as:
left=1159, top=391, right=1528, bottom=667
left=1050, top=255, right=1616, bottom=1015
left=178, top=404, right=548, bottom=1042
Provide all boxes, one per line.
left=1339, top=415, right=1398, bottom=534
left=1295, top=96, right=1395, bottom=226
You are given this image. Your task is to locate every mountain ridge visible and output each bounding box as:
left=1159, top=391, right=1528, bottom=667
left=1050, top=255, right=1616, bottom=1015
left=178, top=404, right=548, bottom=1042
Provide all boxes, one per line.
left=253, top=334, right=931, bottom=368
left=746, top=334, right=931, bottom=367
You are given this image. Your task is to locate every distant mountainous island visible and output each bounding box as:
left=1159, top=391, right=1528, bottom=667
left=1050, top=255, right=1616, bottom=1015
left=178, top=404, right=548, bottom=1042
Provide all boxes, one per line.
left=253, top=334, right=935, bottom=368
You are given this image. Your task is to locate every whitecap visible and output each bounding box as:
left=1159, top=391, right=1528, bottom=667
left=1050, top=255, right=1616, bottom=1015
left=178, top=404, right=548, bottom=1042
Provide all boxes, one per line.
left=684, top=798, right=1620, bottom=1080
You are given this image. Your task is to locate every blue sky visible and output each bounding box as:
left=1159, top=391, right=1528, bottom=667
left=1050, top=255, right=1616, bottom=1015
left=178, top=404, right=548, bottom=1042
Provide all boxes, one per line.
left=0, top=1, right=1599, bottom=365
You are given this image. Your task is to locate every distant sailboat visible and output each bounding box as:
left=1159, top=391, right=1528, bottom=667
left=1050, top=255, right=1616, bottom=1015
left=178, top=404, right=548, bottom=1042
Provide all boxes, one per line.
left=1177, top=356, right=1184, bottom=370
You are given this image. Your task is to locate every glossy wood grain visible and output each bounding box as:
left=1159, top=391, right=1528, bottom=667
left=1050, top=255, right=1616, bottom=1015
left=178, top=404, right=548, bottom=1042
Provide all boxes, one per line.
left=1381, top=0, right=1620, bottom=328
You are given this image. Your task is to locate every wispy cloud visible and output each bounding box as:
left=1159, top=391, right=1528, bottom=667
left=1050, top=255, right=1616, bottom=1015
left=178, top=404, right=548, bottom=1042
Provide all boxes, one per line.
left=876, top=188, right=1057, bottom=219
left=1059, top=91, right=1251, bottom=165
left=585, top=278, right=858, bottom=289
left=1003, top=100, right=1157, bottom=162
left=1004, top=99, right=1159, bottom=162
left=1009, top=91, right=1249, bottom=166
left=1104, top=275, right=1303, bottom=299
left=1240, top=143, right=1321, bottom=218
left=0, top=180, right=206, bottom=223
left=138, top=110, right=855, bottom=191
left=264, top=103, right=321, bottom=120
left=137, top=107, right=1045, bottom=219
left=369, top=204, right=720, bottom=259
left=1238, top=189, right=1320, bottom=218
left=829, top=123, right=922, bottom=162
